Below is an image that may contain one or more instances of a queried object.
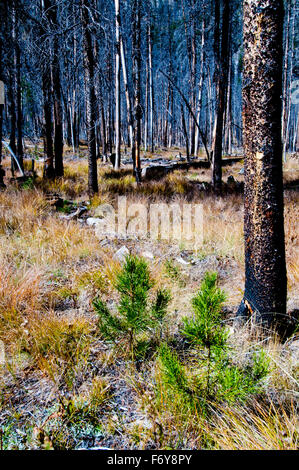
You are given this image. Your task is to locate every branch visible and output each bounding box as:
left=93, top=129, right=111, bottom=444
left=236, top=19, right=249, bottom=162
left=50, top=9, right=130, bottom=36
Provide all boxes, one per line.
left=159, top=69, right=210, bottom=161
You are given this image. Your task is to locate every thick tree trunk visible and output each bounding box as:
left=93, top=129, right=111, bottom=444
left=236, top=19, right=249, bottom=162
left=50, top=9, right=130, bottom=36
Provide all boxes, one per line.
left=0, top=23, right=5, bottom=187
left=237, top=0, right=287, bottom=331
left=41, top=0, right=55, bottom=179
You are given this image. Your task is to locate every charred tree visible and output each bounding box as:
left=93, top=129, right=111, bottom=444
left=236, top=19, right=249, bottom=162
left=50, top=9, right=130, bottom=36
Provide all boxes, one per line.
left=132, top=0, right=142, bottom=183
left=237, top=0, right=287, bottom=331
left=81, top=0, right=98, bottom=194
left=114, top=0, right=121, bottom=170
left=212, top=0, right=231, bottom=193
left=45, top=0, right=64, bottom=177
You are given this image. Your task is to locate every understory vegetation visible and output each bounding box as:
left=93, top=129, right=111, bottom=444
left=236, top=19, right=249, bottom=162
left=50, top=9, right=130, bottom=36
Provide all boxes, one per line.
left=0, top=153, right=298, bottom=450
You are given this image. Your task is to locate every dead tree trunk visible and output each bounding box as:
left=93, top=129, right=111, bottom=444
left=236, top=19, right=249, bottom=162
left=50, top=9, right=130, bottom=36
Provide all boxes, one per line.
left=81, top=0, right=98, bottom=194
left=120, top=36, right=133, bottom=150
left=0, top=15, right=5, bottom=187
left=42, top=71, right=54, bottom=178
left=16, top=42, right=23, bottom=169
left=45, top=0, right=64, bottom=177
left=40, top=0, right=54, bottom=179
left=148, top=22, right=154, bottom=154
left=194, top=15, right=206, bottom=156
left=132, top=0, right=142, bottom=183
left=237, top=0, right=287, bottom=331
left=114, top=0, right=121, bottom=169
left=212, top=0, right=231, bottom=192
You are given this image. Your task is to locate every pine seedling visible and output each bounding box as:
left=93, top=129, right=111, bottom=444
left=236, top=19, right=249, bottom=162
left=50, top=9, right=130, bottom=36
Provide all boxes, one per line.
left=151, top=288, right=172, bottom=340
left=181, top=272, right=227, bottom=349
left=181, top=272, right=228, bottom=397
left=158, top=343, right=189, bottom=393
left=93, top=255, right=170, bottom=360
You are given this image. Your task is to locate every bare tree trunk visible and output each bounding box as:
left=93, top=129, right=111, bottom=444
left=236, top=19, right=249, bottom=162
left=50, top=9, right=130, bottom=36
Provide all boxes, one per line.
left=0, top=13, right=5, bottom=187
left=132, top=0, right=142, bottom=183
left=194, top=15, right=206, bottom=156
left=46, top=0, right=64, bottom=177
left=181, top=104, right=190, bottom=163
left=81, top=0, right=98, bottom=194
left=114, top=0, right=121, bottom=169
left=9, top=0, right=17, bottom=174
left=237, top=0, right=287, bottom=331
left=144, top=54, right=149, bottom=152
left=16, top=42, right=23, bottom=169
left=42, top=70, right=54, bottom=179
left=282, top=0, right=291, bottom=162
left=148, top=22, right=154, bottom=154
left=120, top=36, right=133, bottom=150
left=212, top=0, right=231, bottom=192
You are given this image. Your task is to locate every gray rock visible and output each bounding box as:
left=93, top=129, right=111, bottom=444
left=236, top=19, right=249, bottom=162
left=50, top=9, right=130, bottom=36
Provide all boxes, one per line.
left=86, top=217, right=101, bottom=226
left=175, top=256, right=190, bottom=266
left=141, top=251, right=154, bottom=260
left=141, top=164, right=173, bottom=181
left=113, top=246, right=130, bottom=263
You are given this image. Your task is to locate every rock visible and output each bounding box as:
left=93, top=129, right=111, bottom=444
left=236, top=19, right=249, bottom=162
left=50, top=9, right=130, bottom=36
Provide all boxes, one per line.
left=87, top=217, right=101, bottom=227
left=175, top=256, right=190, bottom=266
left=60, top=206, right=88, bottom=220
left=141, top=164, right=173, bottom=181
left=113, top=246, right=130, bottom=263
left=141, top=251, right=154, bottom=260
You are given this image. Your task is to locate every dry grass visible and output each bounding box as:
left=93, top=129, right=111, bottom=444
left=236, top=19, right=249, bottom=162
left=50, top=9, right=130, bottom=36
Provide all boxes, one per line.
left=0, top=148, right=298, bottom=449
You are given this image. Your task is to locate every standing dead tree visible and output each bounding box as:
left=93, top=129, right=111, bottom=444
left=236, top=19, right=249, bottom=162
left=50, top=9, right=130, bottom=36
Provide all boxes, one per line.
left=237, top=0, right=287, bottom=331
left=80, top=0, right=98, bottom=194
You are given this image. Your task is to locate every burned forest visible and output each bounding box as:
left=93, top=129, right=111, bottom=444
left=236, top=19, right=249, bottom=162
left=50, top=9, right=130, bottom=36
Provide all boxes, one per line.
left=0, top=0, right=298, bottom=453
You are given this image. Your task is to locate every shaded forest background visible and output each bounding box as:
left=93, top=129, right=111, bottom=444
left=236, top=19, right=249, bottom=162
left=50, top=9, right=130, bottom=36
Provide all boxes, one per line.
left=0, top=0, right=298, bottom=185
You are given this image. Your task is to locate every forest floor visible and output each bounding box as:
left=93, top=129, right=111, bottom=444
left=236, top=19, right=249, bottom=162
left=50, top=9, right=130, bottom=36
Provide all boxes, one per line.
left=0, top=145, right=298, bottom=450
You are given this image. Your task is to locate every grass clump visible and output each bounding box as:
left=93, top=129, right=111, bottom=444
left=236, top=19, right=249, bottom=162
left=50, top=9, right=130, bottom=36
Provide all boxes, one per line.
left=30, top=316, right=92, bottom=388
left=93, top=255, right=171, bottom=360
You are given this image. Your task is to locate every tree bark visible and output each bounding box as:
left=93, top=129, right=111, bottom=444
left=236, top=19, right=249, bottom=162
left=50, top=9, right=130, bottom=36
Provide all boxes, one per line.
left=81, top=0, right=98, bottom=194
left=114, top=0, right=121, bottom=169
left=132, top=0, right=142, bottom=183
left=237, top=0, right=287, bottom=331
left=212, top=0, right=231, bottom=192
left=120, top=36, right=133, bottom=150
left=44, top=0, right=64, bottom=177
